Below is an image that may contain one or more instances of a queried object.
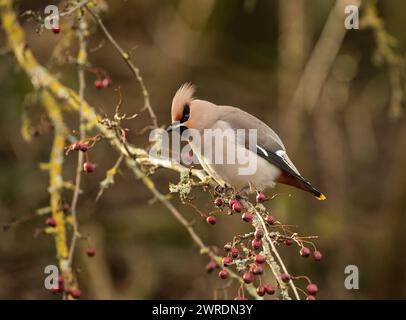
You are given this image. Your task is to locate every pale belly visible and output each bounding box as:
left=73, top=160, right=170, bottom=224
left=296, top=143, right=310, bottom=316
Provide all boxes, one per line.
left=189, top=139, right=281, bottom=190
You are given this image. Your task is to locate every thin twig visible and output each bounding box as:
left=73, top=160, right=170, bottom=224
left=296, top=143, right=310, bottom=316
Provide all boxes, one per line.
left=84, top=4, right=159, bottom=129
left=68, top=9, right=87, bottom=267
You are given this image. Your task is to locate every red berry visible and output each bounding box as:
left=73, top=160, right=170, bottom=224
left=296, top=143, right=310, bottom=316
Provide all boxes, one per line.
left=51, top=286, right=61, bottom=294
left=255, top=254, right=265, bottom=264
left=241, top=212, right=252, bottom=222
left=218, top=269, right=229, bottom=280
left=313, top=250, right=323, bottom=261
left=256, top=285, right=266, bottom=296
left=251, top=238, right=262, bottom=250
left=222, top=255, right=232, bottom=266
left=306, top=283, right=318, bottom=295
left=73, top=142, right=81, bottom=151
left=46, top=217, right=57, bottom=227
left=252, top=264, right=263, bottom=275
left=265, top=215, right=275, bottom=225
left=83, top=161, right=95, bottom=173
left=205, top=260, right=218, bottom=273
left=256, top=192, right=267, bottom=203
left=232, top=202, right=242, bottom=213
left=231, top=247, right=239, bottom=259
left=94, top=79, right=104, bottom=89
left=214, top=197, right=223, bottom=207
left=102, top=78, right=112, bottom=88
left=264, top=284, right=275, bottom=295
left=281, top=273, right=291, bottom=283
left=300, top=246, right=311, bottom=258
left=86, top=247, right=96, bottom=257
left=229, top=198, right=237, bottom=208
left=284, top=239, right=293, bottom=246
left=58, top=275, right=64, bottom=288
left=206, top=216, right=216, bottom=225
left=70, top=288, right=81, bottom=299
left=52, top=27, right=60, bottom=34
left=79, top=143, right=88, bottom=152
left=306, top=295, right=316, bottom=300
left=255, top=228, right=264, bottom=239
left=243, top=271, right=254, bottom=284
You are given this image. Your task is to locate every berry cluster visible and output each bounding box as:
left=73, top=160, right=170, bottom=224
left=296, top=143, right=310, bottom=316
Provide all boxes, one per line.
left=49, top=275, right=82, bottom=299
left=65, top=134, right=103, bottom=173
left=94, top=77, right=112, bottom=90
left=205, top=191, right=322, bottom=300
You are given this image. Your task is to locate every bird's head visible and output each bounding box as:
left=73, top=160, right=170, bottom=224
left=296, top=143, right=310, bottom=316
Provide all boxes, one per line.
left=168, top=83, right=196, bottom=133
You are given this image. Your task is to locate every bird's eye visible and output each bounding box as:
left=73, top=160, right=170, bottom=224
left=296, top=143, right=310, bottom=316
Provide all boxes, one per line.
left=180, top=104, right=190, bottom=123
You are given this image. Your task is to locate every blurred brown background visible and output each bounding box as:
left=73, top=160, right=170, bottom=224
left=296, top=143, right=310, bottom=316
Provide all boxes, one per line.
left=0, top=0, right=406, bottom=299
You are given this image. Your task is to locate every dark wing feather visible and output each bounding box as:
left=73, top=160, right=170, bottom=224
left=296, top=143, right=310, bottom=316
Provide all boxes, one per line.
left=256, top=147, right=324, bottom=198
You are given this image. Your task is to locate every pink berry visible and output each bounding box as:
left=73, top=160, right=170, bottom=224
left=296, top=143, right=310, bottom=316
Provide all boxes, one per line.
left=243, top=271, right=254, bottom=284
left=256, top=192, right=267, bottom=202
left=219, top=269, right=229, bottom=280
left=86, top=247, right=96, bottom=257
left=79, top=143, right=88, bottom=152
left=256, top=285, right=266, bottom=296
left=254, top=254, right=265, bottom=264
left=205, top=260, right=217, bottom=273
left=241, top=212, right=252, bottom=222
left=46, top=217, right=57, bottom=227
left=313, top=250, right=323, bottom=261
left=251, top=264, right=263, bottom=275
left=206, top=216, right=216, bottom=225
left=102, top=78, right=112, bottom=88
left=281, top=273, right=291, bottom=283
left=231, top=247, right=239, bottom=259
left=264, top=284, right=275, bottom=295
left=228, top=199, right=238, bottom=208
left=265, top=215, right=275, bottom=225
left=255, top=228, right=264, bottom=239
left=232, top=202, right=242, bottom=213
left=214, top=197, right=223, bottom=207
left=51, top=286, right=61, bottom=294
left=83, top=161, right=95, bottom=173
left=284, top=239, right=293, bottom=246
left=300, top=246, right=311, bottom=258
left=73, top=142, right=81, bottom=151
left=306, top=295, right=316, bottom=300
left=306, top=283, right=318, bottom=295
left=52, top=27, right=60, bottom=34
left=251, top=238, right=262, bottom=250
left=70, top=288, right=81, bottom=299
left=222, top=255, right=232, bottom=266
left=94, top=79, right=104, bottom=89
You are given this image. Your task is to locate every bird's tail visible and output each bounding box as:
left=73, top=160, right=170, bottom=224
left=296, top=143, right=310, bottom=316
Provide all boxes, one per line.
left=276, top=172, right=326, bottom=201
left=310, top=186, right=327, bottom=201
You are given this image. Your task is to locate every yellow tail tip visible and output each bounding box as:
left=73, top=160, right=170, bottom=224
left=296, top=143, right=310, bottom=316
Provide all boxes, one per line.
left=315, top=194, right=327, bottom=201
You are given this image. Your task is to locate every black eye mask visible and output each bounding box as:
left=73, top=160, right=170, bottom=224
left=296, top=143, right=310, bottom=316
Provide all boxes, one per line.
left=180, top=104, right=190, bottom=123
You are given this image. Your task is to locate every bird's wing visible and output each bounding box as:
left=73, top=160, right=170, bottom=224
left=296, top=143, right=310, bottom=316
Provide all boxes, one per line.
left=216, top=105, right=325, bottom=199
left=218, top=106, right=310, bottom=183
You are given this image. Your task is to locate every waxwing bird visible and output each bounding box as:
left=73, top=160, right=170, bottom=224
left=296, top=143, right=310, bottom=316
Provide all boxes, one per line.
left=168, top=83, right=326, bottom=200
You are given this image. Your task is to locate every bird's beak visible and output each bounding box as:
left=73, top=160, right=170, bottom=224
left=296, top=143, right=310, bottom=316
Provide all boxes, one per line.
left=167, top=122, right=187, bottom=133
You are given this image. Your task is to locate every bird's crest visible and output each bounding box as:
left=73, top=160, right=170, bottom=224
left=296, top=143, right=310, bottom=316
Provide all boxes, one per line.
left=171, top=83, right=196, bottom=121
